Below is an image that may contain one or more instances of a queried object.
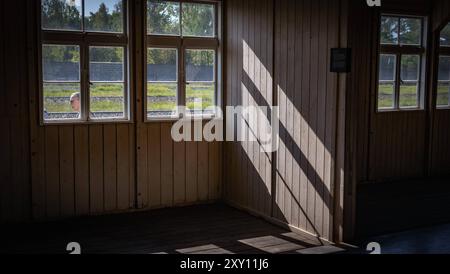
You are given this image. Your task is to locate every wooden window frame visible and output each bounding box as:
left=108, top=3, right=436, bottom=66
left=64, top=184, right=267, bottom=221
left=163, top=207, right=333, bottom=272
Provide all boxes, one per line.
left=377, top=14, right=428, bottom=112
left=145, top=0, right=222, bottom=121
left=38, top=0, right=131, bottom=125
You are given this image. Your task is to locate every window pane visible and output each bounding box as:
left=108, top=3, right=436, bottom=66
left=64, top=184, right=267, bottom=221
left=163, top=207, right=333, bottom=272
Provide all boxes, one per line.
left=378, top=82, right=395, bottom=109
left=147, top=83, right=177, bottom=116
left=147, top=48, right=177, bottom=81
left=147, top=0, right=180, bottom=35
left=438, top=56, right=450, bottom=107
left=401, top=55, right=420, bottom=81
left=89, top=46, right=124, bottom=82
left=400, top=55, right=420, bottom=108
left=399, top=18, right=422, bottom=45
left=379, top=54, right=396, bottom=81
left=43, top=83, right=81, bottom=120
left=186, top=49, right=215, bottom=82
left=440, top=23, right=450, bottom=47
left=90, top=83, right=125, bottom=118
left=84, top=0, right=123, bottom=33
left=186, top=83, right=215, bottom=114
left=43, top=44, right=80, bottom=81
left=89, top=46, right=125, bottom=119
left=438, top=56, right=450, bottom=81
left=380, top=16, right=398, bottom=45
left=437, top=82, right=450, bottom=107
left=378, top=54, right=396, bottom=109
left=147, top=48, right=178, bottom=117
left=182, top=2, right=215, bottom=37
left=41, top=0, right=82, bottom=31
left=400, top=82, right=418, bottom=108
left=186, top=49, right=215, bottom=114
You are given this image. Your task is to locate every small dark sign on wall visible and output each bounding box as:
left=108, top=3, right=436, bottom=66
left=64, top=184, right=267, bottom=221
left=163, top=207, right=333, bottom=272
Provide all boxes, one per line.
left=330, top=48, right=351, bottom=73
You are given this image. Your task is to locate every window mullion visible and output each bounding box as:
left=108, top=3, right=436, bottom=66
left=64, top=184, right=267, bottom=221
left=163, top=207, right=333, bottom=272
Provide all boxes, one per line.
left=180, top=43, right=186, bottom=116
left=395, top=53, right=401, bottom=109
left=82, top=41, right=90, bottom=121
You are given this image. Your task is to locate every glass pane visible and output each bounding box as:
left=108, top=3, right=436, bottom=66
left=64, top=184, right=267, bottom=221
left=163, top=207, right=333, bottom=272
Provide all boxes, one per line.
left=186, top=50, right=215, bottom=113
left=147, top=48, right=177, bottom=81
left=379, top=54, right=396, bottom=81
left=43, top=44, right=80, bottom=81
left=400, top=82, right=418, bottom=108
left=438, top=56, right=450, bottom=81
left=89, top=46, right=124, bottom=82
left=182, top=2, right=215, bottom=37
left=89, top=46, right=125, bottom=119
left=437, top=82, right=450, bottom=107
left=147, top=0, right=180, bottom=35
left=401, top=55, right=420, bottom=81
left=380, top=16, right=398, bottom=45
left=147, top=83, right=177, bottom=116
left=186, top=83, right=215, bottom=114
left=43, top=83, right=81, bottom=120
left=399, top=18, right=422, bottom=45
left=400, top=55, right=420, bottom=108
left=378, top=82, right=395, bottom=109
left=90, top=83, right=125, bottom=118
left=41, top=0, right=82, bottom=31
left=186, top=49, right=215, bottom=82
left=84, top=0, right=123, bottom=33
left=440, top=23, right=450, bottom=47
left=147, top=48, right=178, bottom=117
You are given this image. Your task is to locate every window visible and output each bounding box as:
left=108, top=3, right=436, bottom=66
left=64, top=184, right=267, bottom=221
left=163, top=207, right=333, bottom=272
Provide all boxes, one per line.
left=377, top=15, right=426, bottom=111
left=437, top=23, right=450, bottom=108
left=40, top=0, right=129, bottom=122
left=146, top=0, right=219, bottom=119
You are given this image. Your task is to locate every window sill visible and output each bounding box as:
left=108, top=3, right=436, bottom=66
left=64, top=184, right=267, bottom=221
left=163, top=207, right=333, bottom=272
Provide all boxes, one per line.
left=146, top=114, right=221, bottom=123
left=40, top=119, right=133, bottom=127
left=376, top=108, right=425, bottom=114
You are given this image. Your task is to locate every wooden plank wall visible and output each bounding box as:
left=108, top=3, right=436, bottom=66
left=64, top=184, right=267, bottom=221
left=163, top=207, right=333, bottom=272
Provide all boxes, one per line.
left=346, top=0, right=432, bottom=184
left=136, top=122, right=221, bottom=209
left=347, top=0, right=450, bottom=184
left=224, top=0, right=343, bottom=241
left=430, top=0, right=450, bottom=177
left=1, top=0, right=222, bottom=223
left=0, top=0, right=31, bottom=222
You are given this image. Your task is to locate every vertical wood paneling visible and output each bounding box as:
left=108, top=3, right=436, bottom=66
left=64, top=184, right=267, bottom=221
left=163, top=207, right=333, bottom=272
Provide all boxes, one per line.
left=89, top=125, right=104, bottom=214
left=45, top=126, right=60, bottom=218
left=208, top=142, right=220, bottom=200
left=74, top=126, right=90, bottom=215
left=225, top=0, right=341, bottom=241
left=4, top=0, right=222, bottom=225
left=116, top=124, right=131, bottom=210
left=1, top=0, right=31, bottom=222
left=103, top=125, right=117, bottom=211
left=174, top=139, right=186, bottom=204
left=59, top=126, right=75, bottom=216
left=198, top=141, right=209, bottom=201
left=147, top=123, right=161, bottom=207
left=160, top=123, right=174, bottom=206
left=186, top=140, right=198, bottom=203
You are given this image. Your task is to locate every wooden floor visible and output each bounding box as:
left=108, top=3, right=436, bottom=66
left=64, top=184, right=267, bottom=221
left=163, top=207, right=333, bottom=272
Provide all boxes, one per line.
left=359, top=223, right=450, bottom=254
left=356, top=178, right=450, bottom=238
left=0, top=204, right=342, bottom=254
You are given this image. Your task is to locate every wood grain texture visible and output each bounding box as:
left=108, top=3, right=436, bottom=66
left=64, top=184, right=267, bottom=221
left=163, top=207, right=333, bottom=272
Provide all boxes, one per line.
left=224, top=0, right=341, bottom=241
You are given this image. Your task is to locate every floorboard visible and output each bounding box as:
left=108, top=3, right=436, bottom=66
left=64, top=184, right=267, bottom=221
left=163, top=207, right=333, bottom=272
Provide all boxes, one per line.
left=0, top=204, right=332, bottom=254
